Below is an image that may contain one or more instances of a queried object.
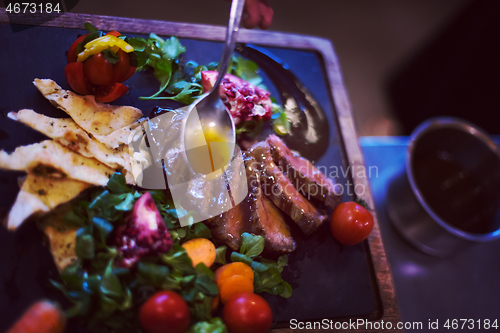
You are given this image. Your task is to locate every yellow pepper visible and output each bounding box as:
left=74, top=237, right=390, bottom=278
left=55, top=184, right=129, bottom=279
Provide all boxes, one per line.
left=77, top=35, right=134, bottom=62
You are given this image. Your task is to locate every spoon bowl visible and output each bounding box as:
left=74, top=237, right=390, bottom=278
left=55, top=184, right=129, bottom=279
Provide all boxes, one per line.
left=182, top=0, right=245, bottom=175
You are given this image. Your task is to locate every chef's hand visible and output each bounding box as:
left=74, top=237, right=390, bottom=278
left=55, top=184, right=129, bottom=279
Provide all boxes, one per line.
left=242, top=0, right=273, bottom=30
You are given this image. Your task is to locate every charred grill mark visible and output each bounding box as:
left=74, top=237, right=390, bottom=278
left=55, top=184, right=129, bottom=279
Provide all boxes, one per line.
left=31, top=164, right=67, bottom=179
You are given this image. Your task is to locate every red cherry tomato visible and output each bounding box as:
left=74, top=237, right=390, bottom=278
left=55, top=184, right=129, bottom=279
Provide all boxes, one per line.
left=330, top=201, right=374, bottom=245
left=94, top=83, right=128, bottom=103
left=65, top=30, right=135, bottom=103
left=222, top=293, right=273, bottom=333
left=83, top=53, right=114, bottom=86
left=106, top=30, right=121, bottom=37
left=111, top=49, right=131, bottom=83
left=64, top=62, right=92, bottom=95
left=139, top=291, right=190, bottom=333
left=120, top=65, right=137, bottom=83
left=67, top=33, right=87, bottom=63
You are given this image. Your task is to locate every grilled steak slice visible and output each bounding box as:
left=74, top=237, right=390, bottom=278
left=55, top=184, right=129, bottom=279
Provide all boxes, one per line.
left=245, top=155, right=296, bottom=253
left=267, top=135, right=340, bottom=209
left=205, top=198, right=250, bottom=251
left=246, top=141, right=327, bottom=235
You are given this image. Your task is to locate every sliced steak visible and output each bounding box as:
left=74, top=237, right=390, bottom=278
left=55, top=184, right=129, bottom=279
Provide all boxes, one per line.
left=245, top=155, right=296, bottom=253
left=205, top=198, right=250, bottom=251
left=246, top=141, right=327, bottom=235
left=267, top=134, right=340, bottom=209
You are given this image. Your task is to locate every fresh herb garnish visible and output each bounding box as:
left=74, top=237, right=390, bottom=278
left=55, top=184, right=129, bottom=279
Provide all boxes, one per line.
left=126, top=34, right=204, bottom=102
left=126, top=33, right=291, bottom=136
left=271, top=102, right=291, bottom=136
left=230, top=233, right=292, bottom=298
left=355, top=197, right=372, bottom=211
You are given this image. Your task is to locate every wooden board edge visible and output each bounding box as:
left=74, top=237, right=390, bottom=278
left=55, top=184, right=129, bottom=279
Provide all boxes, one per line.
left=313, top=40, right=403, bottom=330
left=0, top=9, right=327, bottom=49
left=0, top=8, right=402, bottom=331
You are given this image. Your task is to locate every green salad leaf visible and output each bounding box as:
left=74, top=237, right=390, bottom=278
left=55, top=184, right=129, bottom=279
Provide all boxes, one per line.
left=127, top=34, right=203, bottom=101
left=271, top=102, right=291, bottom=136
left=230, top=233, right=292, bottom=298
left=239, top=232, right=265, bottom=258
left=51, top=173, right=225, bottom=332
left=214, top=246, right=227, bottom=265
left=188, top=318, right=228, bottom=333
left=229, top=55, right=263, bottom=87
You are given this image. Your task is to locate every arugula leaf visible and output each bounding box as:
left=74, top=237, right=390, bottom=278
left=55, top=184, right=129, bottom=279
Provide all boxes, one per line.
left=147, top=58, right=173, bottom=98
left=60, top=259, right=84, bottom=290
left=115, top=192, right=141, bottom=211
left=195, top=275, right=219, bottom=297
left=280, top=280, right=293, bottom=298
left=143, top=81, right=203, bottom=104
left=127, top=37, right=147, bottom=52
left=254, top=265, right=282, bottom=293
left=355, top=197, right=373, bottom=211
left=214, top=246, right=227, bottom=265
left=106, top=173, right=132, bottom=194
left=51, top=280, right=91, bottom=317
left=158, top=35, right=186, bottom=60
left=130, top=34, right=200, bottom=102
left=277, top=254, right=288, bottom=272
left=230, top=233, right=292, bottom=298
left=184, top=222, right=212, bottom=241
left=230, top=252, right=253, bottom=266
left=93, top=217, right=113, bottom=245
left=84, top=22, right=98, bottom=34
left=101, top=49, right=120, bottom=65
left=230, top=56, right=262, bottom=86
left=64, top=208, right=87, bottom=227
left=239, top=233, right=264, bottom=258
left=76, top=227, right=95, bottom=260
left=162, top=245, right=196, bottom=274
left=188, top=318, right=228, bottom=333
left=100, top=261, right=125, bottom=300
left=137, top=262, right=170, bottom=288
left=271, top=103, right=291, bottom=136
left=195, top=263, right=215, bottom=279
left=235, top=119, right=263, bottom=137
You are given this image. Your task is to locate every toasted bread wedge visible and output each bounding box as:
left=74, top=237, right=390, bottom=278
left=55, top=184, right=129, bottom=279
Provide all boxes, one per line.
left=33, top=79, right=142, bottom=137
left=8, top=109, right=135, bottom=184
left=6, top=174, right=91, bottom=230
left=0, top=140, right=114, bottom=185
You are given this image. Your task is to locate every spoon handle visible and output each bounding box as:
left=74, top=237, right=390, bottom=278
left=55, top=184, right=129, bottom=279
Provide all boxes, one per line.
left=212, top=0, right=246, bottom=91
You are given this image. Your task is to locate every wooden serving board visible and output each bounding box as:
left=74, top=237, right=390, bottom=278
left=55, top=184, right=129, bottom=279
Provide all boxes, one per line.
left=0, top=9, right=400, bottom=332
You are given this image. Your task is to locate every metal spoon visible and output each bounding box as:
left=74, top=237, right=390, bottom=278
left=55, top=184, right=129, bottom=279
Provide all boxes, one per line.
left=182, top=0, right=245, bottom=175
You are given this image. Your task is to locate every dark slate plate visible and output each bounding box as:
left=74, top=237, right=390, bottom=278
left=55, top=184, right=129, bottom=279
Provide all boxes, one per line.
left=0, top=24, right=381, bottom=331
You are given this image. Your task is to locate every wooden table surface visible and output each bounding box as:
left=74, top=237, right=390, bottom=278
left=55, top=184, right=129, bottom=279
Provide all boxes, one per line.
left=0, top=8, right=401, bottom=332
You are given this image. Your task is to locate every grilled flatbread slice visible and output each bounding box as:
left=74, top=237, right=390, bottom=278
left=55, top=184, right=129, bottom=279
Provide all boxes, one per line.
left=40, top=220, right=78, bottom=273
left=92, top=121, right=142, bottom=149
left=0, top=140, right=114, bottom=186
left=33, top=79, right=143, bottom=137
left=37, top=200, right=82, bottom=272
left=8, top=109, right=135, bottom=184
left=8, top=109, right=124, bottom=169
left=6, top=174, right=91, bottom=230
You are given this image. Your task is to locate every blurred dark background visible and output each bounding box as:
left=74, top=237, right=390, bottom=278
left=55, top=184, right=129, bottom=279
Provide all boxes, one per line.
left=10, top=0, right=500, bottom=136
